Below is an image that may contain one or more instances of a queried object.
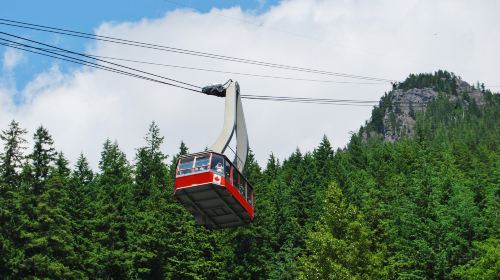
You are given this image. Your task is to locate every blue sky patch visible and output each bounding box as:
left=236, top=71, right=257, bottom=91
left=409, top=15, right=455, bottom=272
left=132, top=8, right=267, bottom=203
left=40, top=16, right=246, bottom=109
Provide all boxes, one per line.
left=0, top=0, right=279, bottom=95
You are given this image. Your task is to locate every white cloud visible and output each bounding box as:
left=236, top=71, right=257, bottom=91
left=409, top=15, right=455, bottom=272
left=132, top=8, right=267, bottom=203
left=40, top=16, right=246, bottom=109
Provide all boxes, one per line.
left=2, top=48, right=24, bottom=71
left=1, top=0, right=499, bottom=169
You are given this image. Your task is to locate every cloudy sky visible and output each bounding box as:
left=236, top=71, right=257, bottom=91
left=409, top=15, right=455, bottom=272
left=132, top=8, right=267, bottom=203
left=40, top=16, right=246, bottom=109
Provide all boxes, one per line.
left=1, top=0, right=499, bottom=169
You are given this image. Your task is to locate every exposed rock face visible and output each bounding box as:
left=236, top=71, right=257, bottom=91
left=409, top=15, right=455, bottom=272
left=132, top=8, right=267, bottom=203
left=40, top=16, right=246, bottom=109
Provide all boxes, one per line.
left=380, top=79, right=485, bottom=142
left=382, top=88, right=436, bottom=142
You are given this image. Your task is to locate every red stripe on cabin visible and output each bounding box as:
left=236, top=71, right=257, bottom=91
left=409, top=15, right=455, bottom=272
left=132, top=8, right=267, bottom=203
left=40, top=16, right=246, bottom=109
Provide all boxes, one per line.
left=174, top=171, right=213, bottom=189
left=224, top=180, right=254, bottom=219
left=174, top=171, right=254, bottom=220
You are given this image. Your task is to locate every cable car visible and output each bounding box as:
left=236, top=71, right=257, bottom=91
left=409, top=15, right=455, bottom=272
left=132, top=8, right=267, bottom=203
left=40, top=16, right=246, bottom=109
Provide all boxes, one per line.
left=173, top=80, right=254, bottom=228
left=174, top=152, right=254, bottom=228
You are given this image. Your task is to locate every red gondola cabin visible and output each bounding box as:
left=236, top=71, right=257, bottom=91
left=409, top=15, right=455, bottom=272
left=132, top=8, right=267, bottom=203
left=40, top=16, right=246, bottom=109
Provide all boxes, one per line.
left=173, top=152, right=254, bottom=229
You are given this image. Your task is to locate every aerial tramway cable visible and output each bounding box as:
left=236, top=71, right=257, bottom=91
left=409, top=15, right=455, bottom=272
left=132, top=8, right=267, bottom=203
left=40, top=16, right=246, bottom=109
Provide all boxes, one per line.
left=0, top=38, right=426, bottom=108
left=0, top=18, right=395, bottom=83
left=0, top=31, right=202, bottom=90
left=0, top=41, right=202, bottom=93
left=0, top=43, right=386, bottom=85
left=2, top=19, right=499, bottom=89
left=66, top=54, right=386, bottom=85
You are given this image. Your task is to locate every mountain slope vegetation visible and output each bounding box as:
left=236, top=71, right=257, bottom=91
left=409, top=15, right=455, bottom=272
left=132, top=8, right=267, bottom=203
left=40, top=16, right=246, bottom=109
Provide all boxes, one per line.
left=0, top=71, right=498, bottom=279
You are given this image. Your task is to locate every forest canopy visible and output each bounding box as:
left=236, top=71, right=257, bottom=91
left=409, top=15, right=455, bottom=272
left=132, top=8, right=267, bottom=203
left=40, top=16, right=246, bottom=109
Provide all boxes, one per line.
left=0, top=72, right=498, bottom=279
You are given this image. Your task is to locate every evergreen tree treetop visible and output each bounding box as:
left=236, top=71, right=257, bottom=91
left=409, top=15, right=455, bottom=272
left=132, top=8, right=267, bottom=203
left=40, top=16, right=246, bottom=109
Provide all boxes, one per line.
left=72, top=153, right=93, bottom=186
left=395, top=70, right=459, bottom=93
left=0, top=120, right=28, bottom=187
left=30, top=126, right=57, bottom=194
left=143, top=121, right=167, bottom=162
left=98, top=139, right=131, bottom=185
left=55, top=151, right=70, bottom=179
left=169, top=141, right=189, bottom=178
left=313, top=135, right=334, bottom=159
left=135, top=121, right=169, bottom=193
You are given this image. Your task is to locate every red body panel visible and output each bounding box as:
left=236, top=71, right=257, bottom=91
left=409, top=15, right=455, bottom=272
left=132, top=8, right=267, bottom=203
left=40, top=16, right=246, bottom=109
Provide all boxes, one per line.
left=174, top=171, right=254, bottom=220
left=223, top=178, right=254, bottom=219
left=175, top=171, right=213, bottom=189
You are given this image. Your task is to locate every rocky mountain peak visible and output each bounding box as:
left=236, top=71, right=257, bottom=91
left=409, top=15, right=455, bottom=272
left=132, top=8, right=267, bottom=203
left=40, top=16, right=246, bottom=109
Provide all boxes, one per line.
left=362, top=71, right=488, bottom=142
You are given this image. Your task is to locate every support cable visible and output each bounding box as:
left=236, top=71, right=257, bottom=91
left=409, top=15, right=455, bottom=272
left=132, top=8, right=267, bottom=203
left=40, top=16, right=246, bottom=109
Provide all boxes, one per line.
left=0, top=40, right=425, bottom=108
left=0, top=31, right=202, bottom=90
left=0, top=18, right=394, bottom=82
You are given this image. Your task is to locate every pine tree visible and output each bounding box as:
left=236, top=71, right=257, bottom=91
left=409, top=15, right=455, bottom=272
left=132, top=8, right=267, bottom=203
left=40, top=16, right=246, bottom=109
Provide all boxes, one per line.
left=72, top=154, right=93, bottom=186
left=128, top=122, right=171, bottom=277
left=269, top=149, right=305, bottom=279
left=20, top=176, right=83, bottom=279
left=134, top=121, right=168, bottom=196
left=89, top=139, right=133, bottom=278
left=68, top=154, right=94, bottom=274
left=310, top=135, right=335, bottom=222
left=0, top=121, right=27, bottom=276
left=347, top=133, right=366, bottom=168
left=55, top=151, right=70, bottom=178
left=298, top=184, right=382, bottom=279
left=313, top=135, right=334, bottom=186
left=31, top=126, right=57, bottom=195
left=17, top=127, right=82, bottom=278
left=98, top=139, right=132, bottom=185
left=0, top=120, right=27, bottom=188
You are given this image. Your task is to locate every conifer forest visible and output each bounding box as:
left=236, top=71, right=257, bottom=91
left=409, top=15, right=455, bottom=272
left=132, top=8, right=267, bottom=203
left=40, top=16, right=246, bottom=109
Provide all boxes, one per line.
left=0, top=72, right=498, bottom=279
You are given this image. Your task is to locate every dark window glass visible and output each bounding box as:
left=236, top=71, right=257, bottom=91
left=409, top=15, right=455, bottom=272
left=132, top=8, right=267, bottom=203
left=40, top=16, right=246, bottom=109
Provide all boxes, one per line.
left=211, top=154, right=225, bottom=175
left=232, top=168, right=239, bottom=188
left=240, top=179, right=246, bottom=197
left=194, top=154, right=210, bottom=172
left=178, top=156, right=195, bottom=176
left=248, top=185, right=254, bottom=206
left=225, top=162, right=231, bottom=180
